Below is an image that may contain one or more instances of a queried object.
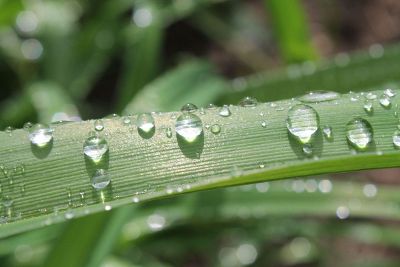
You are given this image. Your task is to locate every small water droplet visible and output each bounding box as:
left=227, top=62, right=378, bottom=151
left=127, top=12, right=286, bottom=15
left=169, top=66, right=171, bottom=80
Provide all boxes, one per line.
left=346, top=118, right=373, bottom=150
left=379, top=94, right=391, bottom=108
left=94, top=120, right=104, bottom=131
left=83, top=136, right=109, bottom=163
left=363, top=100, right=373, bottom=114
left=132, top=196, right=140, bottom=203
left=286, top=104, right=319, bottom=144
left=165, top=127, right=173, bottom=138
left=239, top=96, right=257, bottom=107
left=104, top=204, right=112, bottom=211
left=105, top=113, right=119, bottom=119
left=175, top=113, right=203, bottom=142
left=261, top=121, right=267, bottom=128
left=5, top=126, right=13, bottom=136
left=181, top=103, right=198, bottom=113
left=29, top=123, right=53, bottom=147
left=302, top=144, right=313, bottom=156
left=206, top=103, right=217, bottom=109
left=210, top=124, right=221, bottom=134
left=219, top=105, right=231, bottom=117
left=392, top=130, right=400, bottom=148
left=322, top=125, right=333, bottom=140
left=384, top=88, right=396, bottom=97
left=91, top=169, right=111, bottom=190
left=365, top=92, right=377, bottom=100
left=23, top=122, right=33, bottom=131
left=137, top=113, right=155, bottom=133
left=121, top=116, right=131, bottom=125
left=298, top=91, right=340, bottom=103
left=65, top=210, right=74, bottom=220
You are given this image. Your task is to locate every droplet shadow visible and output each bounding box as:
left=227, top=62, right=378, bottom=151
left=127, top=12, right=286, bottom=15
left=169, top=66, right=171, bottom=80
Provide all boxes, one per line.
left=30, top=140, right=53, bottom=159
left=177, top=133, right=204, bottom=159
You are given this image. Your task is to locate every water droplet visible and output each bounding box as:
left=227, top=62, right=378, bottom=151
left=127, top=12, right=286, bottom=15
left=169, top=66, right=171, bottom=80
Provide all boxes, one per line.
left=23, top=122, right=33, bottom=131
left=83, top=136, right=109, bottom=163
left=5, top=126, right=13, bottom=136
left=219, top=105, right=231, bottom=117
left=365, top=92, right=377, bottom=100
left=379, top=94, right=391, bottom=108
left=65, top=210, right=74, bottom=220
left=165, top=127, right=173, bottom=138
left=94, top=120, right=104, bottom=131
left=322, top=125, right=333, bottom=140
left=392, top=130, right=400, bottom=148
left=91, top=169, right=111, bottom=190
left=132, top=196, right=140, bottom=203
left=286, top=104, right=319, bottom=144
left=239, top=96, right=257, bottom=107
left=363, top=100, right=373, bottom=114
left=175, top=114, right=203, bottom=142
left=211, top=124, right=221, bottom=134
left=261, top=121, right=267, bottom=128
left=207, top=103, right=217, bottom=109
left=298, top=91, right=340, bottom=103
left=104, top=204, right=112, bottom=211
left=29, top=123, right=53, bottom=147
left=302, top=144, right=313, bottom=156
left=137, top=113, right=155, bottom=133
left=384, top=88, right=396, bottom=97
left=105, top=113, right=119, bottom=119
left=180, top=103, right=198, bottom=113
left=346, top=118, right=373, bottom=150
left=121, top=116, right=131, bottom=125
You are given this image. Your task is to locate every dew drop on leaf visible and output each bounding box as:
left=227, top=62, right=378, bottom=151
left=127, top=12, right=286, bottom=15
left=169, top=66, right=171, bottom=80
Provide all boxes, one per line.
left=94, top=119, right=104, bottom=131
left=137, top=113, right=155, bottom=134
left=239, top=96, right=258, bottom=107
left=392, top=130, right=400, bottom=148
left=286, top=104, right=319, bottom=144
left=218, top=105, right=231, bottom=117
left=298, top=90, right=340, bottom=103
left=180, top=103, right=198, bottom=113
left=83, top=136, right=109, bottom=163
left=322, top=125, right=333, bottom=140
left=379, top=94, right=391, bottom=108
left=346, top=117, right=373, bottom=150
left=175, top=113, right=203, bottom=142
left=384, top=88, right=396, bottom=97
left=91, top=169, right=111, bottom=190
left=210, top=124, right=221, bottom=134
left=363, top=100, right=373, bottom=114
left=29, top=123, right=53, bottom=147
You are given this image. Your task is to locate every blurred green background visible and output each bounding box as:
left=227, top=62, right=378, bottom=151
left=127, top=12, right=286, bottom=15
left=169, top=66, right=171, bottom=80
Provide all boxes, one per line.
left=2, top=0, right=400, bottom=266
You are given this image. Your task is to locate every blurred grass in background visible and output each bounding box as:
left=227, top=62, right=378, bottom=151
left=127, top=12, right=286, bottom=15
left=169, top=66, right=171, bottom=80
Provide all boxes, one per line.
left=2, top=0, right=400, bottom=266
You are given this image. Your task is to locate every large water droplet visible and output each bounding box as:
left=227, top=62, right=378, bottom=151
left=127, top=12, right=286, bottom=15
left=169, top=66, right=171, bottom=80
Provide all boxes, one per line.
left=219, top=105, right=231, bottom=117
left=346, top=118, right=373, bottom=150
left=137, top=113, right=155, bottom=133
left=239, top=96, right=257, bottom=107
left=175, top=113, right=203, bottom=142
left=286, top=104, right=319, bottom=144
left=392, top=130, right=400, bottom=148
left=91, top=169, right=111, bottom=190
left=181, top=103, right=198, bottom=113
left=29, top=123, right=53, bottom=147
left=298, top=91, right=340, bottom=103
left=83, top=136, right=109, bottom=163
